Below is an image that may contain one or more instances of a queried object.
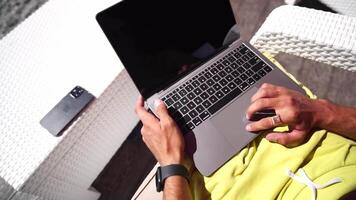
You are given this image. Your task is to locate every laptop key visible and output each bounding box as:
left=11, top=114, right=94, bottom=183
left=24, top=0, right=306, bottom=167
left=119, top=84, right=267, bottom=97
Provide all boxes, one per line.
left=217, top=63, right=224, bottom=70
left=189, top=110, right=198, bottom=118
left=165, top=98, right=174, bottom=106
left=204, top=71, right=213, bottom=79
left=239, top=82, right=250, bottom=90
left=258, top=69, right=267, bottom=77
left=240, top=46, right=249, bottom=54
left=180, top=106, right=189, bottom=115
left=187, top=92, right=196, bottom=100
left=207, top=88, right=215, bottom=95
left=208, top=87, right=243, bottom=115
left=219, top=78, right=228, bottom=86
left=243, top=63, right=250, bottom=70
left=237, top=67, right=245, bottom=74
left=218, top=71, right=227, bottom=77
left=206, top=79, right=215, bottom=86
left=185, top=84, right=194, bottom=92
left=236, top=59, right=244, bottom=65
left=240, top=74, right=248, bottom=81
left=202, top=100, right=212, bottom=108
left=224, top=66, right=233, bottom=73
left=228, top=82, right=237, bottom=89
left=173, top=101, right=183, bottom=109
left=252, top=62, right=266, bottom=72
left=222, top=60, right=230, bottom=66
left=196, top=105, right=205, bottom=113
left=252, top=74, right=261, bottom=81
left=178, top=88, right=187, bottom=97
left=215, top=91, right=224, bottom=99
left=194, top=96, right=203, bottom=104
left=180, top=97, right=189, bottom=104
left=232, top=71, right=240, bottom=78
left=241, top=55, right=249, bottom=62
left=198, top=76, right=207, bottom=83
left=247, top=78, right=255, bottom=85
left=213, top=83, right=222, bottom=90
left=234, top=77, right=243, bottom=85
left=200, top=83, right=208, bottom=91
left=185, top=122, right=195, bottom=131
left=210, top=67, right=219, bottom=74
left=209, top=95, right=218, bottom=103
left=230, top=62, right=238, bottom=69
left=172, top=94, right=180, bottom=101
left=200, top=92, right=209, bottom=99
left=187, top=102, right=196, bottom=109
left=228, top=56, right=236, bottom=63
left=192, top=80, right=200, bottom=87
left=264, top=65, right=272, bottom=72
left=225, top=75, right=234, bottom=82
left=248, top=56, right=260, bottom=66
left=193, top=88, right=202, bottom=95
left=199, top=111, right=211, bottom=121
left=246, top=69, right=254, bottom=76
left=192, top=117, right=202, bottom=126
left=212, top=75, right=221, bottom=82
left=222, top=86, right=231, bottom=94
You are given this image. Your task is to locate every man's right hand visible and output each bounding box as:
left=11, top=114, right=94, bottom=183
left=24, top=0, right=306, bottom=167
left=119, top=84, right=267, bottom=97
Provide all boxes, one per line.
left=135, top=96, right=185, bottom=166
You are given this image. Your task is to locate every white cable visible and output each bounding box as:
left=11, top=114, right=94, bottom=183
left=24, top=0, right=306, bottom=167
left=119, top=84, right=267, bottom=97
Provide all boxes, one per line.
left=286, top=168, right=342, bottom=200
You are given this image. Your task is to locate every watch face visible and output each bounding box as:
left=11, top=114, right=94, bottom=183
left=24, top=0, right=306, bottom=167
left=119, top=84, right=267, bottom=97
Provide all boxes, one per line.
left=155, top=167, right=163, bottom=192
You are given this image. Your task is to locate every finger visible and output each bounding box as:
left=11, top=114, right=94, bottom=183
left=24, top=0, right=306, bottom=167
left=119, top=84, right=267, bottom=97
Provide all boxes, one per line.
left=246, top=116, right=276, bottom=132
left=154, top=99, right=174, bottom=125
left=265, top=130, right=306, bottom=147
left=251, top=84, right=279, bottom=102
left=135, top=96, right=159, bottom=125
left=246, top=98, right=279, bottom=119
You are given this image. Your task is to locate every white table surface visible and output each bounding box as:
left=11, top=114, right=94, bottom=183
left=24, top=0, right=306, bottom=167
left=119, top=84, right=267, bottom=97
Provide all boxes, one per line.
left=0, top=0, right=124, bottom=189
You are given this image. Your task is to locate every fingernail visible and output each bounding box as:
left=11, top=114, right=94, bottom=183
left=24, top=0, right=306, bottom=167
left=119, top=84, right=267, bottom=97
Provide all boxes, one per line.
left=154, top=99, right=162, bottom=110
left=245, top=124, right=251, bottom=131
left=246, top=113, right=250, bottom=120
left=266, top=135, right=277, bottom=143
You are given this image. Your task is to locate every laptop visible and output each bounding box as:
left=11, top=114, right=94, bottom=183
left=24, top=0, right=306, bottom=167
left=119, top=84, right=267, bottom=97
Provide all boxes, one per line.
left=96, top=0, right=305, bottom=176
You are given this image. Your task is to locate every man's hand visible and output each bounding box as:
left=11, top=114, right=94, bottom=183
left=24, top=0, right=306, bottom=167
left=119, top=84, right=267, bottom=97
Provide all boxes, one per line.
left=245, top=83, right=323, bottom=147
left=135, top=96, right=185, bottom=166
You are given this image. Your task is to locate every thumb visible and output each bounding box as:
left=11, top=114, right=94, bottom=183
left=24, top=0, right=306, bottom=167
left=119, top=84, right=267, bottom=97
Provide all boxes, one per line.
left=265, top=130, right=306, bottom=147
left=154, top=99, right=171, bottom=121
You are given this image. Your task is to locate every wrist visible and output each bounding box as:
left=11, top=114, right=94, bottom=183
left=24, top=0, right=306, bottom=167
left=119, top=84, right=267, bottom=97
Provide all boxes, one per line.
left=159, top=152, right=184, bottom=166
left=313, top=99, right=334, bottom=129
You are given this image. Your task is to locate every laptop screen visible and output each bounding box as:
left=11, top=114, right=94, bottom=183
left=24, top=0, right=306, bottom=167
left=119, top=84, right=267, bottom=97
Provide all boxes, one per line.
left=97, top=0, right=236, bottom=98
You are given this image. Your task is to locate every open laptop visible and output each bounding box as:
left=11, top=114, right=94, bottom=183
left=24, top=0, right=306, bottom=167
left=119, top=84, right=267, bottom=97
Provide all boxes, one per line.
left=96, top=0, right=305, bottom=176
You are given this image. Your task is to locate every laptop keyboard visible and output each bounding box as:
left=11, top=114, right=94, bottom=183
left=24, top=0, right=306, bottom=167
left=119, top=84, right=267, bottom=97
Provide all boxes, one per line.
left=161, top=44, right=272, bottom=133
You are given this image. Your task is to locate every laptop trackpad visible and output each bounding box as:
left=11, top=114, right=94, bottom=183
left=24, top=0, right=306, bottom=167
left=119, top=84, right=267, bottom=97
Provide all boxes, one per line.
left=210, top=87, right=259, bottom=150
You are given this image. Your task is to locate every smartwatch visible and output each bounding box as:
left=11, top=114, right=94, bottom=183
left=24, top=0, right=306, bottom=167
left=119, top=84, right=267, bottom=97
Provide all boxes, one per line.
left=155, top=164, right=190, bottom=192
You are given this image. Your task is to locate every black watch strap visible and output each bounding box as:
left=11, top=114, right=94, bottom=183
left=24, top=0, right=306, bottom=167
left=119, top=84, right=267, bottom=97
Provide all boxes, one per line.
left=155, top=164, right=190, bottom=192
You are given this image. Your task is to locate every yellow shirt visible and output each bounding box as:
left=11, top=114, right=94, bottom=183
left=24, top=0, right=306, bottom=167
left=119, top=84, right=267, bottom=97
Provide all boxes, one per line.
left=189, top=54, right=356, bottom=200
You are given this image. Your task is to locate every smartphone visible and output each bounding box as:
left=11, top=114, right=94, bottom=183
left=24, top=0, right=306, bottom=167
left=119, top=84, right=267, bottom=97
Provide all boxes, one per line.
left=40, top=86, right=95, bottom=136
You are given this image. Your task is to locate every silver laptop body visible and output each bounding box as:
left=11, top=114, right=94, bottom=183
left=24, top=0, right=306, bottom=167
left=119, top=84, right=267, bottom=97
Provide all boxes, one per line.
left=146, top=40, right=304, bottom=176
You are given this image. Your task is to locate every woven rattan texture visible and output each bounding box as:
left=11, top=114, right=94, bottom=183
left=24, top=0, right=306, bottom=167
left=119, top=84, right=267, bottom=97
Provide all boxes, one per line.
left=319, top=0, right=356, bottom=17
left=251, top=5, right=356, bottom=71
left=20, top=70, right=140, bottom=200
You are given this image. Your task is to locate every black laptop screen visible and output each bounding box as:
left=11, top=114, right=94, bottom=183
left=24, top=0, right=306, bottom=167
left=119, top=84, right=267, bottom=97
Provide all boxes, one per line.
left=97, top=0, right=236, bottom=98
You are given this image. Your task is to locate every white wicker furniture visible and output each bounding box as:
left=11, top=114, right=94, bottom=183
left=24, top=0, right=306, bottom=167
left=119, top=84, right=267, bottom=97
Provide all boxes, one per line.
left=0, top=0, right=141, bottom=199
left=319, top=0, right=356, bottom=17
left=251, top=5, right=356, bottom=71
left=133, top=5, right=356, bottom=199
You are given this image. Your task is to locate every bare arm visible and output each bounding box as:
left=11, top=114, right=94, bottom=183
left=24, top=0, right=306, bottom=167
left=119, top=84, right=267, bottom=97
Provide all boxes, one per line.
left=246, top=83, right=356, bottom=146
left=135, top=96, right=192, bottom=200
left=314, top=99, right=356, bottom=140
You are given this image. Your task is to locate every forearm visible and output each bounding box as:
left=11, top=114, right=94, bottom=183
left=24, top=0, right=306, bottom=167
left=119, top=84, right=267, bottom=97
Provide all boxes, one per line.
left=163, top=176, right=192, bottom=200
left=315, top=99, right=356, bottom=140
